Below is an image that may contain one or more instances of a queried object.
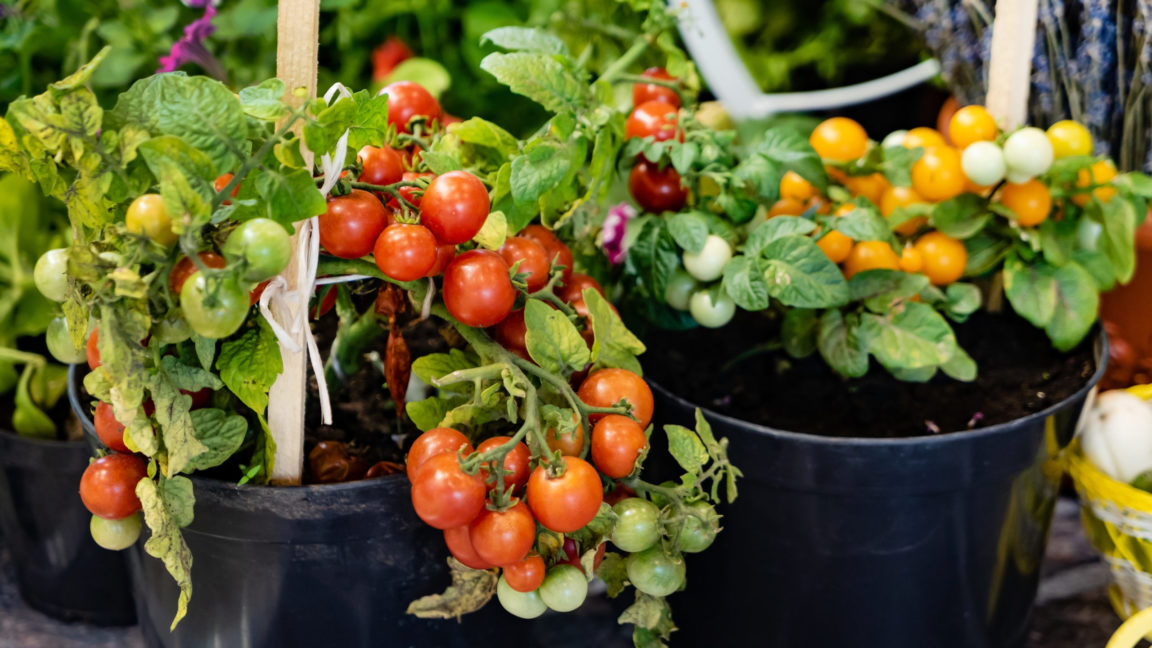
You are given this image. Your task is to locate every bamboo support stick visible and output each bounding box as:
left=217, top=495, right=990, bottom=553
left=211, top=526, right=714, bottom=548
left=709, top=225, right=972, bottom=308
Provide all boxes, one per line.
left=985, top=0, right=1040, bottom=129
left=268, top=0, right=320, bottom=485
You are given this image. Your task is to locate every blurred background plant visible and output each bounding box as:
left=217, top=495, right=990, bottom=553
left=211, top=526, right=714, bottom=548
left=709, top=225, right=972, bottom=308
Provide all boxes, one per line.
left=887, top=0, right=1152, bottom=173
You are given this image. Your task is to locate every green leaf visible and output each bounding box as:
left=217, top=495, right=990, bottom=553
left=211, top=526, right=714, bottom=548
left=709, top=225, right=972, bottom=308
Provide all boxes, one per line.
left=878, top=145, right=922, bottom=187
left=628, top=218, right=679, bottom=300
left=472, top=210, right=507, bottom=250
left=138, top=135, right=215, bottom=227
left=480, top=52, right=591, bottom=116
left=1072, top=249, right=1118, bottom=291
left=237, top=79, right=289, bottom=121
left=620, top=592, right=677, bottom=647
left=109, top=73, right=247, bottom=172
left=449, top=118, right=519, bottom=156
left=830, top=206, right=893, bottom=242
left=1115, top=172, right=1152, bottom=198
left=596, top=552, right=629, bottom=598
left=419, top=150, right=463, bottom=175
left=746, top=217, right=816, bottom=256
left=1096, top=198, right=1138, bottom=284
left=941, top=346, right=977, bottom=381
left=751, top=130, right=825, bottom=191
left=944, top=283, right=982, bottom=318
left=761, top=236, right=850, bottom=308
left=1038, top=216, right=1079, bottom=266
left=1003, top=255, right=1057, bottom=328
left=380, top=58, right=451, bottom=99
left=13, top=364, right=55, bottom=439
left=193, top=335, right=216, bottom=370
left=848, top=269, right=930, bottom=313
left=217, top=319, right=282, bottom=415
left=50, top=46, right=111, bottom=92
left=406, top=558, right=498, bottom=620
left=669, top=141, right=698, bottom=175
left=586, top=290, right=645, bottom=374
left=510, top=141, right=570, bottom=204
left=524, top=299, right=590, bottom=375
left=1045, top=262, right=1099, bottom=351
left=137, top=476, right=193, bottom=630
left=931, top=194, right=990, bottom=239
left=185, top=408, right=249, bottom=471
left=720, top=255, right=770, bottom=311
left=667, top=212, right=709, bottom=253
left=482, top=26, right=569, bottom=55
left=250, top=168, right=327, bottom=228
left=858, top=301, right=957, bottom=370
left=407, top=396, right=457, bottom=432
left=818, top=310, right=869, bottom=378
left=412, top=349, right=479, bottom=393
left=665, top=424, right=708, bottom=472
left=964, top=232, right=1013, bottom=276
left=781, top=308, right=818, bottom=358
left=303, top=90, right=391, bottom=156
left=160, top=355, right=223, bottom=392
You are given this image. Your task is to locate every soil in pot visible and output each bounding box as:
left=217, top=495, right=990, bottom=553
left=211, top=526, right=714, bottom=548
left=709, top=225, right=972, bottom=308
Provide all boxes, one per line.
left=640, top=310, right=1096, bottom=438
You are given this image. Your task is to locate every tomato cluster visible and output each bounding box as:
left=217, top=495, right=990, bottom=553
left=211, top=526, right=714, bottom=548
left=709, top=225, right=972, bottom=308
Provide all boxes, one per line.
left=404, top=364, right=676, bottom=619
left=625, top=69, right=688, bottom=214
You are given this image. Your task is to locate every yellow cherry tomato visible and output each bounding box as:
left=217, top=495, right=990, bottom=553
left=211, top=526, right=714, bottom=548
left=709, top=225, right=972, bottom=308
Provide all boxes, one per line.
left=780, top=171, right=817, bottom=202
left=843, top=173, right=890, bottom=206
left=843, top=241, right=900, bottom=279
left=880, top=185, right=927, bottom=236
left=1072, top=159, right=1118, bottom=207
left=899, top=245, right=924, bottom=273
left=1046, top=120, right=1093, bottom=159
left=998, top=179, right=1052, bottom=227
left=126, top=194, right=178, bottom=246
left=911, top=146, right=966, bottom=202
left=948, top=105, right=998, bottom=149
left=810, top=117, right=869, bottom=162
left=768, top=198, right=807, bottom=217
left=902, top=127, right=947, bottom=150
left=914, top=231, right=967, bottom=286
left=817, top=230, right=853, bottom=264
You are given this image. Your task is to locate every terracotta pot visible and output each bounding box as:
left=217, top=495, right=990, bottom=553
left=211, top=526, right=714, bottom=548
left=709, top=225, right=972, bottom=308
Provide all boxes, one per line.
left=1100, top=218, right=1152, bottom=388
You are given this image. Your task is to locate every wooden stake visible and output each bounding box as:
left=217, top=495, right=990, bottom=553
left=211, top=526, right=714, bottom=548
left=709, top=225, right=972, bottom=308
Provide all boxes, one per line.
left=268, top=0, right=320, bottom=485
left=985, top=0, right=1039, bottom=130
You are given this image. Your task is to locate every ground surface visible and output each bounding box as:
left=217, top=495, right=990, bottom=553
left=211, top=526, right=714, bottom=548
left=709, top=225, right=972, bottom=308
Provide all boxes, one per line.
left=0, top=498, right=1139, bottom=648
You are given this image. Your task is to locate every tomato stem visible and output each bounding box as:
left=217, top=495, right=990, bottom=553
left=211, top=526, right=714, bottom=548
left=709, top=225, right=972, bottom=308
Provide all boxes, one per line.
left=609, top=73, right=691, bottom=106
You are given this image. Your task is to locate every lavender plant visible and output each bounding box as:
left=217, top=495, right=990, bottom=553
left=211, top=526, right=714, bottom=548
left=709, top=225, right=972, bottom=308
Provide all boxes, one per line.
left=888, top=0, right=1152, bottom=172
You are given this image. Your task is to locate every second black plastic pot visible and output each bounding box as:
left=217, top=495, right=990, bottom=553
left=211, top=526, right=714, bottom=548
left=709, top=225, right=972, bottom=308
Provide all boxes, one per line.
left=0, top=424, right=136, bottom=625
left=651, top=333, right=1106, bottom=648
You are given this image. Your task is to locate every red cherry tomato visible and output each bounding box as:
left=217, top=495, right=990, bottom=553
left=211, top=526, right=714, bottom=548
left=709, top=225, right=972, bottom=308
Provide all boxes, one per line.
left=469, top=501, right=536, bottom=567
left=490, top=310, right=528, bottom=358
left=373, top=224, right=438, bottom=281
left=406, top=427, right=473, bottom=481
left=86, top=329, right=100, bottom=370
left=519, top=225, right=574, bottom=282
left=371, top=36, right=414, bottom=82
left=379, top=81, right=441, bottom=133
left=632, top=67, right=680, bottom=108
left=625, top=100, right=681, bottom=141
left=310, top=284, right=338, bottom=319
left=442, top=250, right=516, bottom=328
left=577, top=368, right=654, bottom=428
left=214, top=173, right=239, bottom=204
left=183, top=387, right=212, bottom=410
left=526, top=456, right=604, bottom=533
left=419, top=171, right=491, bottom=245
left=591, top=414, right=648, bottom=479
left=249, top=280, right=270, bottom=306
left=444, top=525, right=493, bottom=570
left=410, top=452, right=487, bottom=529
left=425, top=244, right=456, bottom=277
left=559, top=273, right=604, bottom=304
left=319, top=189, right=389, bottom=259
left=476, top=436, right=531, bottom=493
left=169, top=252, right=226, bottom=295
left=79, top=454, right=148, bottom=520
left=388, top=171, right=434, bottom=212
left=358, top=146, right=404, bottom=188
left=503, top=553, right=546, bottom=592
left=94, top=402, right=130, bottom=453
left=629, top=159, right=688, bottom=213
left=499, top=236, right=551, bottom=292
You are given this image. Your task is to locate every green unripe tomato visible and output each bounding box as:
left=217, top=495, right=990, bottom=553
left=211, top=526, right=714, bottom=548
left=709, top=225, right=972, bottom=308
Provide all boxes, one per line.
left=34, top=248, right=69, bottom=302
left=180, top=272, right=249, bottom=339
left=689, top=290, right=736, bottom=328
left=46, top=317, right=87, bottom=364
left=497, top=575, right=547, bottom=619
left=90, top=512, right=142, bottom=551
left=682, top=235, right=732, bottom=282
left=678, top=500, right=721, bottom=553
left=960, top=141, right=1006, bottom=187
left=611, top=497, right=661, bottom=553
left=1002, top=127, right=1054, bottom=182
left=664, top=270, right=698, bottom=311
left=153, top=310, right=193, bottom=345
left=626, top=546, right=686, bottom=597
left=538, top=564, right=588, bottom=612
left=881, top=130, right=908, bottom=148
left=223, top=218, right=293, bottom=282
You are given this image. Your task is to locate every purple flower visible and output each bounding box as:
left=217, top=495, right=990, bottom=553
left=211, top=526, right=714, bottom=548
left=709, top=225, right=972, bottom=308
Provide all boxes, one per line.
left=158, top=4, right=226, bottom=81
left=602, top=203, right=637, bottom=265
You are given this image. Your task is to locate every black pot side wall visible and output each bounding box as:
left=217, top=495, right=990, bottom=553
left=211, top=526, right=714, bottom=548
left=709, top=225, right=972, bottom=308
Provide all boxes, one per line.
left=649, top=333, right=1106, bottom=648
left=68, top=365, right=532, bottom=648
left=0, top=423, right=136, bottom=625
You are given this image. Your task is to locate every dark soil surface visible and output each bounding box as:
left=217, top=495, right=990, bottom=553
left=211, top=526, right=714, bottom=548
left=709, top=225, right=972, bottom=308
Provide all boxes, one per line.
left=642, top=311, right=1098, bottom=438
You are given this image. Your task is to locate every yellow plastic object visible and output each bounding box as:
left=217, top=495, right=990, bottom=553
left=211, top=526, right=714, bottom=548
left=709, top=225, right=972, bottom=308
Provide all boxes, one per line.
left=1070, top=387, right=1152, bottom=645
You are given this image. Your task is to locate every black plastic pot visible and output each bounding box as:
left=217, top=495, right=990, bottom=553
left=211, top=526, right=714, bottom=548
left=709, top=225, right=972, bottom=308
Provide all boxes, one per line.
left=69, top=367, right=533, bottom=648
left=0, top=422, right=136, bottom=625
left=652, top=333, right=1106, bottom=648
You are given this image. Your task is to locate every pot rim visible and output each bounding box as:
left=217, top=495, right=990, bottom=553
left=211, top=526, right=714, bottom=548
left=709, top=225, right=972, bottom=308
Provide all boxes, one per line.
left=0, top=426, right=89, bottom=448
left=650, top=327, right=1107, bottom=447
